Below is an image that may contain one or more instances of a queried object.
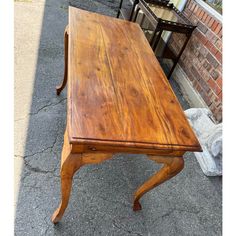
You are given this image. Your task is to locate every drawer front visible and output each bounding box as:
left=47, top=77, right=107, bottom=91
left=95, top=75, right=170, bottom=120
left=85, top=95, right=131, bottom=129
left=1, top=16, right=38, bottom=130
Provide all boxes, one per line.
left=71, top=144, right=185, bottom=157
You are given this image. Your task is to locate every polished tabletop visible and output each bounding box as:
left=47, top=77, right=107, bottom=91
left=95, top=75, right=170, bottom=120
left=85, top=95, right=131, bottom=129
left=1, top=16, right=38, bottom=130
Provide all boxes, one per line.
left=67, top=6, right=201, bottom=153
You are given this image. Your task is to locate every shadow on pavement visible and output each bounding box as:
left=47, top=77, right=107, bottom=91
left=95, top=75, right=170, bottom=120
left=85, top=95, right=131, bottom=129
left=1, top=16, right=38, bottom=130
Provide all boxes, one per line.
left=14, top=1, right=222, bottom=235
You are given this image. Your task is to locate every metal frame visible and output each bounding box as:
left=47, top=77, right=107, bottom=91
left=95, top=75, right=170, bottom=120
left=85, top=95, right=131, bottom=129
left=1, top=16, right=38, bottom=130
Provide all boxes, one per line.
left=117, top=0, right=139, bottom=20
left=117, top=0, right=196, bottom=79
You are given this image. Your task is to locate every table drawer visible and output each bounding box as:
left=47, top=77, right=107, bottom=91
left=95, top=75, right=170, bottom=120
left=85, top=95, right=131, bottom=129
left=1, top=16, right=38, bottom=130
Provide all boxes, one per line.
left=71, top=144, right=184, bottom=156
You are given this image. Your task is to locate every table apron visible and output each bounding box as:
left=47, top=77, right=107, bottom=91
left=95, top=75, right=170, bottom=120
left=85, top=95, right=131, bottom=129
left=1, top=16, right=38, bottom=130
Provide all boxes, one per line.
left=70, top=143, right=185, bottom=156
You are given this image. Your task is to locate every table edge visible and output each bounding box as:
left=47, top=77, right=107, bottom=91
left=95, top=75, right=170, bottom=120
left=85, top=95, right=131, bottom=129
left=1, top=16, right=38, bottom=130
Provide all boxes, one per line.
left=68, top=136, right=202, bottom=152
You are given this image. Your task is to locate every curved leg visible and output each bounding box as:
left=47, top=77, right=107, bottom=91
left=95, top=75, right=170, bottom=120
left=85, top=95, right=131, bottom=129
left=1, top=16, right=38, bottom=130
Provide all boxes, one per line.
left=51, top=129, right=113, bottom=223
left=56, top=25, right=69, bottom=96
left=51, top=132, right=82, bottom=223
left=133, top=156, right=184, bottom=211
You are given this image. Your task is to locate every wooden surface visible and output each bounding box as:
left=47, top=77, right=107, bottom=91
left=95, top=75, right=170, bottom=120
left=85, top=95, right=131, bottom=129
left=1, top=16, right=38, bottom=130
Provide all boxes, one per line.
left=68, top=7, right=201, bottom=153
left=52, top=128, right=114, bottom=223
left=51, top=127, right=184, bottom=223
left=56, top=26, right=69, bottom=95
left=52, top=7, right=202, bottom=223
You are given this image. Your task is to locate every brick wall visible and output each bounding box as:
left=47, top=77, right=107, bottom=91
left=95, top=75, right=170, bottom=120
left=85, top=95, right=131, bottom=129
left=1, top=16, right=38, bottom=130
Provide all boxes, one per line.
left=168, top=0, right=222, bottom=122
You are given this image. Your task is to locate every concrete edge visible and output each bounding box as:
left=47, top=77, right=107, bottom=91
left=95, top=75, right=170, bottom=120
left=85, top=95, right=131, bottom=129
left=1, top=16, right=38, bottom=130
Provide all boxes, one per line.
left=172, top=64, right=208, bottom=109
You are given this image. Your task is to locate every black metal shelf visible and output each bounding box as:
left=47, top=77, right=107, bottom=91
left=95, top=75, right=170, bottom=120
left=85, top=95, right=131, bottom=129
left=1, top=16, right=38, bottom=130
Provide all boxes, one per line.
left=117, top=0, right=196, bottom=79
left=119, top=8, right=133, bottom=20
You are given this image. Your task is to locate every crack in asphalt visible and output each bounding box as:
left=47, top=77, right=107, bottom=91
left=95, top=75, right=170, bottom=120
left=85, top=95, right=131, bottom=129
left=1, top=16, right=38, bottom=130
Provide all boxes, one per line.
left=160, top=207, right=201, bottom=220
left=15, top=126, right=61, bottom=176
left=112, top=220, right=144, bottom=236
left=24, top=159, right=57, bottom=174
left=15, top=146, right=52, bottom=160
left=14, top=98, right=67, bottom=122
left=29, top=98, right=67, bottom=115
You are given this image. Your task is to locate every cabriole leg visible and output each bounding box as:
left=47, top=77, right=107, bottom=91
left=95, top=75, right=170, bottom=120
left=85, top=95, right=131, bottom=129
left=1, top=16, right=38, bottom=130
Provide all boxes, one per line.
left=133, top=156, right=184, bottom=211
left=56, top=25, right=69, bottom=96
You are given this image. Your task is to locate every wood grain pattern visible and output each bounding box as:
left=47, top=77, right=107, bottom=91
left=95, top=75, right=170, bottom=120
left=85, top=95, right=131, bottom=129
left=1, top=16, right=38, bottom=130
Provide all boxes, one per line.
left=133, top=155, right=184, bottom=211
left=68, top=7, right=201, bottom=153
left=52, top=7, right=202, bottom=223
left=52, top=128, right=113, bottom=224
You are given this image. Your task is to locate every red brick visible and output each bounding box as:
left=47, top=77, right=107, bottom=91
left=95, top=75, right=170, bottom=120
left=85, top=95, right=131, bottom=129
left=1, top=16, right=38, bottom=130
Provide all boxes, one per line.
left=191, top=66, right=202, bottom=81
left=199, top=10, right=205, bottom=19
left=197, top=8, right=202, bottom=17
left=214, top=24, right=222, bottom=35
left=213, top=94, right=222, bottom=106
left=211, top=21, right=219, bottom=31
left=195, top=31, right=208, bottom=45
left=211, top=92, right=219, bottom=108
left=180, top=60, right=194, bottom=80
left=190, top=2, right=196, bottom=12
left=215, top=85, right=222, bottom=95
left=188, top=1, right=193, bottom=9
left=205, top=40, right=212, bottom=49
left=215, top=51, right=222, bottom=63
left=190, top=14, right=199, bottom=25
left=198, top=53, right=204, bottom=62
left=207, top=18, right=215, bottom=27
left=193, top=5, right=199, bottom=14
left=215, top=39, right=222, bottom=52
left=205, top=41, right=219, bottom=57
left=199, top=45, right=208, bottom=57
left=218, top=91, right=222, bottom=102
left=193, top=80, right=199, bottom=88
left=184, top=9, right=192, bottom=17
left=208, top=79, right=216, bottom=89
left=216, top=64, right=222, bottom=70
left=216, top=77, right=222, bottom=88
left=199, top=77, right=211, bottom=92
left=199, top=66, right=211, bottom=82
left=197, top=21, right=208, bottom=34
left=218, top=28, right=222, bottom=38
left=210, top=46, right=218, bottom=57
left=206, top=53, right=219, bottom=68
left=214, top=95, right=222, bottom=105
left=206, top=30, right=218, bottom=44
left=193, top=57, right=202, bottom=70
left=198, top=88, right=213, bottom=106
left=196, top=84, right=202, bottom=93
left=203, top=60, right=212, bottom=71
left=209, top=101, right=217, bottom=110
left=210, top=69, right=220, bottom=80
left=208, top=79, right=221, bottom=95
left=205, top=15, right=211, bottom=24
left=202, top=12, right=208, bottom=22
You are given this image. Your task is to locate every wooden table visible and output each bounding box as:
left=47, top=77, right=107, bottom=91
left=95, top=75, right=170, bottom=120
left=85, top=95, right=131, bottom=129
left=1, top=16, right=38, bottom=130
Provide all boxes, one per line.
left=52, top=6, right=202, bottom=223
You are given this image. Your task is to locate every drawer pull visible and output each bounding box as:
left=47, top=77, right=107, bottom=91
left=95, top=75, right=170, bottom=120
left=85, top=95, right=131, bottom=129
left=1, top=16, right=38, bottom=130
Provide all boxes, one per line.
left=88, top=146, right=97, bottom=151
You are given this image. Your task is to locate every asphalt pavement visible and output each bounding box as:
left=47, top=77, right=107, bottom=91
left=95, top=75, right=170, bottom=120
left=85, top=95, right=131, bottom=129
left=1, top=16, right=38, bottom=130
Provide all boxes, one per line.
left=14, top=0, right=222, bottom=235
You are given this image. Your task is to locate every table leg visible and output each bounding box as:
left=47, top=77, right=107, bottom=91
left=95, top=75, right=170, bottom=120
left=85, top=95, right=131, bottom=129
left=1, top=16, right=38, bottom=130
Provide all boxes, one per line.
left=133, top=155, right=184, bottom=211
left=51, top=132, right=82, bottom=224
left=56, top=25, right=69, bottom=96
left=51, top=131, right=113, bottom=223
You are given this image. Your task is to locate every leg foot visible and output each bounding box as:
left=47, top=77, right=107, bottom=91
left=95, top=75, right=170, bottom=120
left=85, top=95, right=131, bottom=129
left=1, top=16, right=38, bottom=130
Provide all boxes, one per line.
left=51, top=132, right=83, bottom=223
left=51, top=206, right=63, bottom=224
left=51, top=155, right=82, bottom=223
left=51, top=130, right=113, bottom=223
left=133, top=200, right=142, bottom=211
left=133, top=156, right=184, bottom=211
